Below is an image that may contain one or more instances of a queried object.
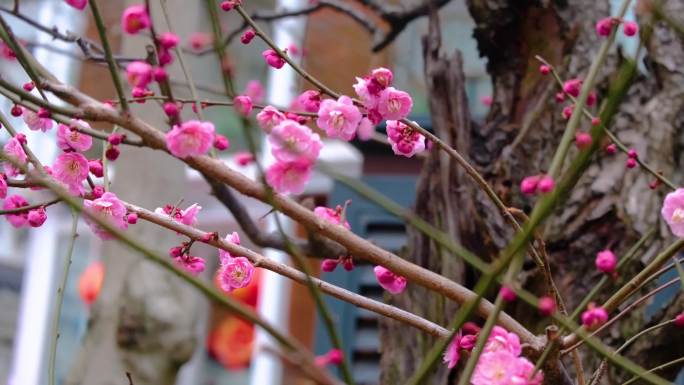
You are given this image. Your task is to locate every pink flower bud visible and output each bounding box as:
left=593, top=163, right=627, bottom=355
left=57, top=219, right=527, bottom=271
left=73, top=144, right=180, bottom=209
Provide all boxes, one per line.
left=169, top=246, right=183, bottom=258
left=460, top=334, right=477, bottom=351
left=500, top=285, right=516, bottom=302
left=10, top=105, right=23, bottom=117
left=675, top=312, right=684, bottom=328
left=240, top=29, right=256, bottom=44
left=563, top=79, right=582, bottom=97
left=105, top=146, right=120, bottom=161
left=126, top=213, right=138, bottom=224
left=153, top=67, right=168, bottom=82
left=555, top=92, right=565, bottom=103
left=220, top=0, right=234, bottom=11
left=596, top=17, right=614, bottom=36
left=91, top=185, right=104, bottom=199
left=539, top=65, right=551, bottom=75
left=37, top=107, right=51, bottom=119
left=65, top=0, right=88, bottom=10
left=627, top=148, right=638, bottom=158
left=213, top=134, right=230, bottom=151
left=163, top=102, right=179, bottom=117
left=342, top=257, right=354, bottom=271
left=16, top=133, right=27, bottom=145
left=626, top=158, right=637, bottom=169
left=587, top=91, right=597, bottom=106
left=480, top=95, right=493, bottom=107
left=23, top=82, right=35, bottom=91
left=131, top=87, right=148, bottom=99
left=158, top=49, right=173, bottom=66
left=562, top=104, right=574, bottom=119
left=235, top=151, right=255, bottom=166
left=605, top=143, right=617, bottom=155
left=88, top=159, right=104, bottom=177
left=575, top=132, right=593, bottom=150
left=121, top=5, right=151, bottom=35
left=107, top=134, right=124, bottom=146
left=538, top=296, right=556, bottom=316
left=28, top=207, right=47, bottom=227
left=591, top=117, right=601, bottom=126
left=327, top=349, right=343, bottom=365
left=538, top=176, right=555, bottom=194
left=262, top=49, right=286, bottom=69
left=520, top=175, right=540, bottom=195
left=233, top=95, right=253, bottom=116
left=158, top=32, right=180, bottom=49
left=581, top=303, right=608, bottom=329
left=321, top=259, right=338, bottom=272
left=595, top=249, right=617, bottom=275
left=462, top=322, right=481, bottom=335
left=623, top=21, right=638, bottom=37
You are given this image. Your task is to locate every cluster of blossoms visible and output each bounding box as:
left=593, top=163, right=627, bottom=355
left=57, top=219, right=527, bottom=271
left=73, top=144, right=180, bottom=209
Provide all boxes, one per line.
left=443, top=325, right=543, bottom=385
left=317, top=205, right=355, bottom=272
left=217, top=232, right=255, bottom=293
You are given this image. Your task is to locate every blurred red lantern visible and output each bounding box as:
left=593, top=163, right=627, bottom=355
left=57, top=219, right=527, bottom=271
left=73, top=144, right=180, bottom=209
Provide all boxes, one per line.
left=207, top=317, right=255, bottom=370
left=78, top=261, right=104, bottom=305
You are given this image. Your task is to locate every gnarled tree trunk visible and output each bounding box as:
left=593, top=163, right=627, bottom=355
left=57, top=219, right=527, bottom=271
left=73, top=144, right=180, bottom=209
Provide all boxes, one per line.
left=380, top=0, right=684, bottom=383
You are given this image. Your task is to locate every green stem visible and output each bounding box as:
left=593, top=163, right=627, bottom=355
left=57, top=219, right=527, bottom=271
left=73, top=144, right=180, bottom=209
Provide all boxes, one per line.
left=546, top=0, right=633, bottom=178
left=207, top=0, right=236, bottom=97
left=622, top=356, right=684, bottom=385
left=89, top=0, right=129, bottom=112
left=47, top=209, right=78, bottom=385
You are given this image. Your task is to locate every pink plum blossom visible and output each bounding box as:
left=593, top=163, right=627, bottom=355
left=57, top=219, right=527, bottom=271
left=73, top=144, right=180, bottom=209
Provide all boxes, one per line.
left=316, top=96, right=362, bottom=140
left=83, top=192, right=128, bottom=240
left=53, top=152, right=89, bottom=195
left=218, top=231, right=241, bottom=263
left=233, top=95, right=253, bottom=116
left=484, top=326, right=521, bottom=356
left=472, top=350, right=517, bottom=385
left=385, top=120, right=426, bottom=158
left=159, top=32, right=180, bottom=49
left=256, top=106, right=286, bottom=133
left=356, top=118, right=375, bottom=141
left=2, top=195, right=29, bottom=227
left=581, top=303, right=609, bottom=329
left=23, top=109, right=53, bottom=132
left=661, top=188, right=684, bottom=237
left=65, top=0, right=88, bottom=10
left=235, top=151, right=255, bottom=166
left=174, top=255, right=205, bottom=276
left=269, top=119, right=323, bottom=162
left=265, top=159, right=313, bottom=194
left=371, top=67, right=393, bottom=88
left=295, top=90, right=321, bottom=113
left=563, top=78, right=582, bottom=97
left=443, top=332, right=462, bottom=369
left=378, top=87, right=413, bottom=120
left=315, top=349, right=344, bottom=367
left=0, top=174, right=6, bottom=199
left=165, top=120, right=215, bottom=158
left=243, top=80, right=264, bottom=103
left=126, top=61, right=153, bottom=88
left=262, top=49, right=286, bottom=69
left=27, top=207, right=47, bottom=227
left=623, top=21, right=638, bottom=37
left=3, top=137, right=28, bottom=177
left=57, top=121, right=93, bottom=152
left=373, top=265, right=407, bottom=294
left=218, top=256, right=255, bottom=292
left=595, top=249, right=617, bottom=275
left=154, top=203, right=202, bottom=227
left=314, top=206, right=350, bottom=229
left=596, top=17, right=615, bottom=36
left=121, top=4, right=150, bottom=35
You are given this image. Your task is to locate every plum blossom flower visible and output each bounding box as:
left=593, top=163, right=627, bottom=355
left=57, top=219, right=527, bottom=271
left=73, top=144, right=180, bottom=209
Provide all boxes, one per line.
left=218, top=231, right=241, bottom=263
left=661, top=188, right=684, bottom=237
left=581, top=303, right=609, bottom=330
left=173, top=255, right=205, bottom=276
left=2, top=194, right=29, bottom=227
left=126, top=61, right=153, bottom=88
left=472, top=350, right=517, bottom=385
left=265, top=159, right=313, bottom=194
left=218, top=256, right=254, bottom=292
left=316, top=96, right=362, bottom=140
left=53, top=152, right=89, bottom=195
left=596, top=17, right=616, bottom=36
left=595, top=249, right=617, bottom=275
left=315, top=349, right=343, bottom=367
left=378, top=87, right=413, bottom=120
left=371, top=67, right=393, bottom=88
left=356, top=118, right=375, bottom=141
left=3, top=137, right=28, bottom=177
left=385, top=120, right=425, bottom=158
left=165, top=120, right=215, bottom=158
left=295, top=90, right=321, bottom=113
left=484, top=326, right=521, bottom=356
left=623, top=21, right=638, bottom=37
left=65, top=0, right=88, bottom=10
left=233, top=95, right=253, bottom=116
left=83, top=192, right=128, bottom=240
left=0, top=174, right=7, bottom=199
left=121, top=4, right=150, bottom=35
left=256, top=106, right=286, bottom=133
left=262, top=49, right=286, bottom=69
left=443, top=332, right=463, bottom=369
left=27, top=207, right=47, bottom=227
left=563, top=78, right=582, bottom=97
left=154, top=203, right=202, bottom=227
left=23, top=109, right=53, bottom=132
left=243, top=80, right=264, bottom=103
left=314, top=205, right=350, bottom=229
left=373, top=265, right=407, bottom=294
left=159, top=32, right=180, bottom=49
left=269, top=120, right=322, bottom=162
left=57, top=121, right=93, bottom=152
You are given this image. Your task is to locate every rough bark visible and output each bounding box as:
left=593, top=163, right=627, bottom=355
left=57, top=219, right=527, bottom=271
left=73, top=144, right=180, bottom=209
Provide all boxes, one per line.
left=380, top=0, right=684, bottom=383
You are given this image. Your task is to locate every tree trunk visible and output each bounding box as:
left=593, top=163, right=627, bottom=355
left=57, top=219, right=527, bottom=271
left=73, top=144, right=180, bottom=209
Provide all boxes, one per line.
left=380, top=0, right=684, bottom=383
